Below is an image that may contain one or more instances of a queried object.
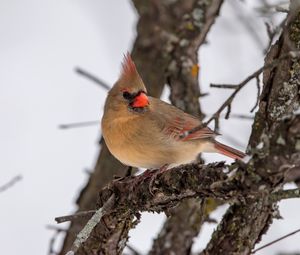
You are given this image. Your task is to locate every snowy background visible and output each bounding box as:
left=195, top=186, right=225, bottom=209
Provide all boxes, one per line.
left=0, top=0, right=299, bottom=254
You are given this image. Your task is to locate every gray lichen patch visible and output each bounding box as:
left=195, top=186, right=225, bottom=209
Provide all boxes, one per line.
left=296, top=139, right=300, bottom=151
left=289, top=10, right=300, bottom=49
left=192, top=8, right=204, bottom=28
left=269, top=60, right=300, bottom=121
left=268, top=11, right=300, bottom=122
left=191, top=0, right=212, bottom=29
left=276, top=135, right=286, bottom=145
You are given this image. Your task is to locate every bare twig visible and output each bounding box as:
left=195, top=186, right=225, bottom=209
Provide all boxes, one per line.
left=58, top=120, right=99, bottom=129
left=210, top=83, right=238, bottom=89
left=75, top=67, right=111, bottom=90
left=252, top=228, right=300, bottom=254
left=264, top=18, right=287, bottom=53
left=126, top=244, right=142, bottom=255
left=0, top=175, right=22, bottom=193
left=47, top=225, right=67, bottom=255
left=183, top=51, right=300, bottom=136
left=55, top=210, right=96, bottom=224
left=65, top=194, right=115, bottom=255
left=250, top=75, right=261, bottom=113
left=224, top=114, right=254, bottom=120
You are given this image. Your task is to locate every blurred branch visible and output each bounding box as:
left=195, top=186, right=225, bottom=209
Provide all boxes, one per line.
left=58, top=120, right=99, bottom=129
left=47, top=225, right=67, bottom=255
left=252, top=228, right=300, bottom=254
left=75, top=67, right=111, bottom=90
left=126, top=244, right=141, bottom=255
left=0, top=175, right=22, bottom=193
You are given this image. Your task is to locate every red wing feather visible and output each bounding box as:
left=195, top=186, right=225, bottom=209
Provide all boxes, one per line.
left=164, top=116, right=216, bottom=141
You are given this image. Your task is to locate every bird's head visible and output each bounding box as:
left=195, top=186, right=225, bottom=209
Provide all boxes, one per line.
left=105, top=53, right=149, bottom=115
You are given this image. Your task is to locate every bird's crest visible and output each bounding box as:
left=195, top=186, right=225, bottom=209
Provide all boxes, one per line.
left=116, top=52, right=147, bottom=94
left=121, top=53, right=138, bottom=79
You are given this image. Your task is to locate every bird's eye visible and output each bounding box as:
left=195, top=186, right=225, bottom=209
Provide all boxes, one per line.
left=122, top=91, right=131, bottom=100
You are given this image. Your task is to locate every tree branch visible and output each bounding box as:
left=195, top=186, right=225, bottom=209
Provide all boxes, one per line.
left=0, top=175, right=22, bottom=193
left=75, top=67, right=111, bottom=90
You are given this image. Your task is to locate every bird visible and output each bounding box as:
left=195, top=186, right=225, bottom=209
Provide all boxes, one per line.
left=101, top=54, right=245, bottom=171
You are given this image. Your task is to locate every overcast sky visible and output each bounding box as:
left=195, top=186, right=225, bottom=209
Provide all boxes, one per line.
left=0, top=1, right=299, bottom=254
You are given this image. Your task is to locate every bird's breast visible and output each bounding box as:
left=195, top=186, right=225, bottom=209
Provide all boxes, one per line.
left=102, top=114, right=213, bottom=169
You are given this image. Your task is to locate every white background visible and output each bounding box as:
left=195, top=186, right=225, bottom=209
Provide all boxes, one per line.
left=0, top=0, right=299, bottom=254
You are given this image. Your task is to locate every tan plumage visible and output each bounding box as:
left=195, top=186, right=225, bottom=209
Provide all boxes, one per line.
left=102, top=54, right=245, bottom=169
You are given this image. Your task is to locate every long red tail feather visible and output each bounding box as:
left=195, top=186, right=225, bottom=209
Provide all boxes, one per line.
left=214, top=141, right=246, bottom=160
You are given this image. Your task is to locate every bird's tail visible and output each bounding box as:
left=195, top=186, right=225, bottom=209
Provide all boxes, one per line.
left=214, top=141, right=246, bottom=160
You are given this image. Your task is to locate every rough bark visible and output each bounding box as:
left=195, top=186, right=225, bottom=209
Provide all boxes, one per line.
left=201, top=5, right=300, bottom=255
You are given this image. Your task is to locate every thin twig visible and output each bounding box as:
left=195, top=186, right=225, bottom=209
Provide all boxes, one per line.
left=0, top=175, right=22, bottom=193
left=65, top=194, right=115, bottom=255
left=251, top=228, right=300, bottom=254
left=46, top=225, right=67, bottom=232
left=250, top=75, right=261, bottom=113
left=126, top=244, right=142, bottom=255
left=58, top=120, right=99, bottom=129
left=264, top=18, right=286, bottom=53
left=55, top=210, right=96, bottom=224
left=210, top=83, right=238, bottom=89
left=182, top=51, right=300, bottom=136
left=75, top=67, right=111, bottom=90
left=225, top=114, right=254, bottom=120
left=46, top=225, right=67, bottom=255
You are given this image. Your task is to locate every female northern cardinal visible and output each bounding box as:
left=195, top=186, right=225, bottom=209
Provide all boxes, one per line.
left=102, top=54, right=245, bottom=169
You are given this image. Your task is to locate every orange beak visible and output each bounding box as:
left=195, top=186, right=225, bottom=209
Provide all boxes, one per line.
left=131, top=92, right=149, bottom=108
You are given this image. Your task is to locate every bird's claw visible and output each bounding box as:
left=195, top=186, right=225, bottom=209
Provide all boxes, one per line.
left=148, top=164, right=169, bottom=196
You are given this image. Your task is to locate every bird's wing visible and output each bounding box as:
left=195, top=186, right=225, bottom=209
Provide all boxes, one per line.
left=148, top=97, right=216, bottom=141
left=163, top=114, right=216, bottom=141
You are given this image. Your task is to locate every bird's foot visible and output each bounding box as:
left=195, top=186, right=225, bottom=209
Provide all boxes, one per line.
left=125, top=166, right=133, bottom=177
left=149, top=164, right=169, bottom=195
left=129, top=169, right=154, bottom=192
